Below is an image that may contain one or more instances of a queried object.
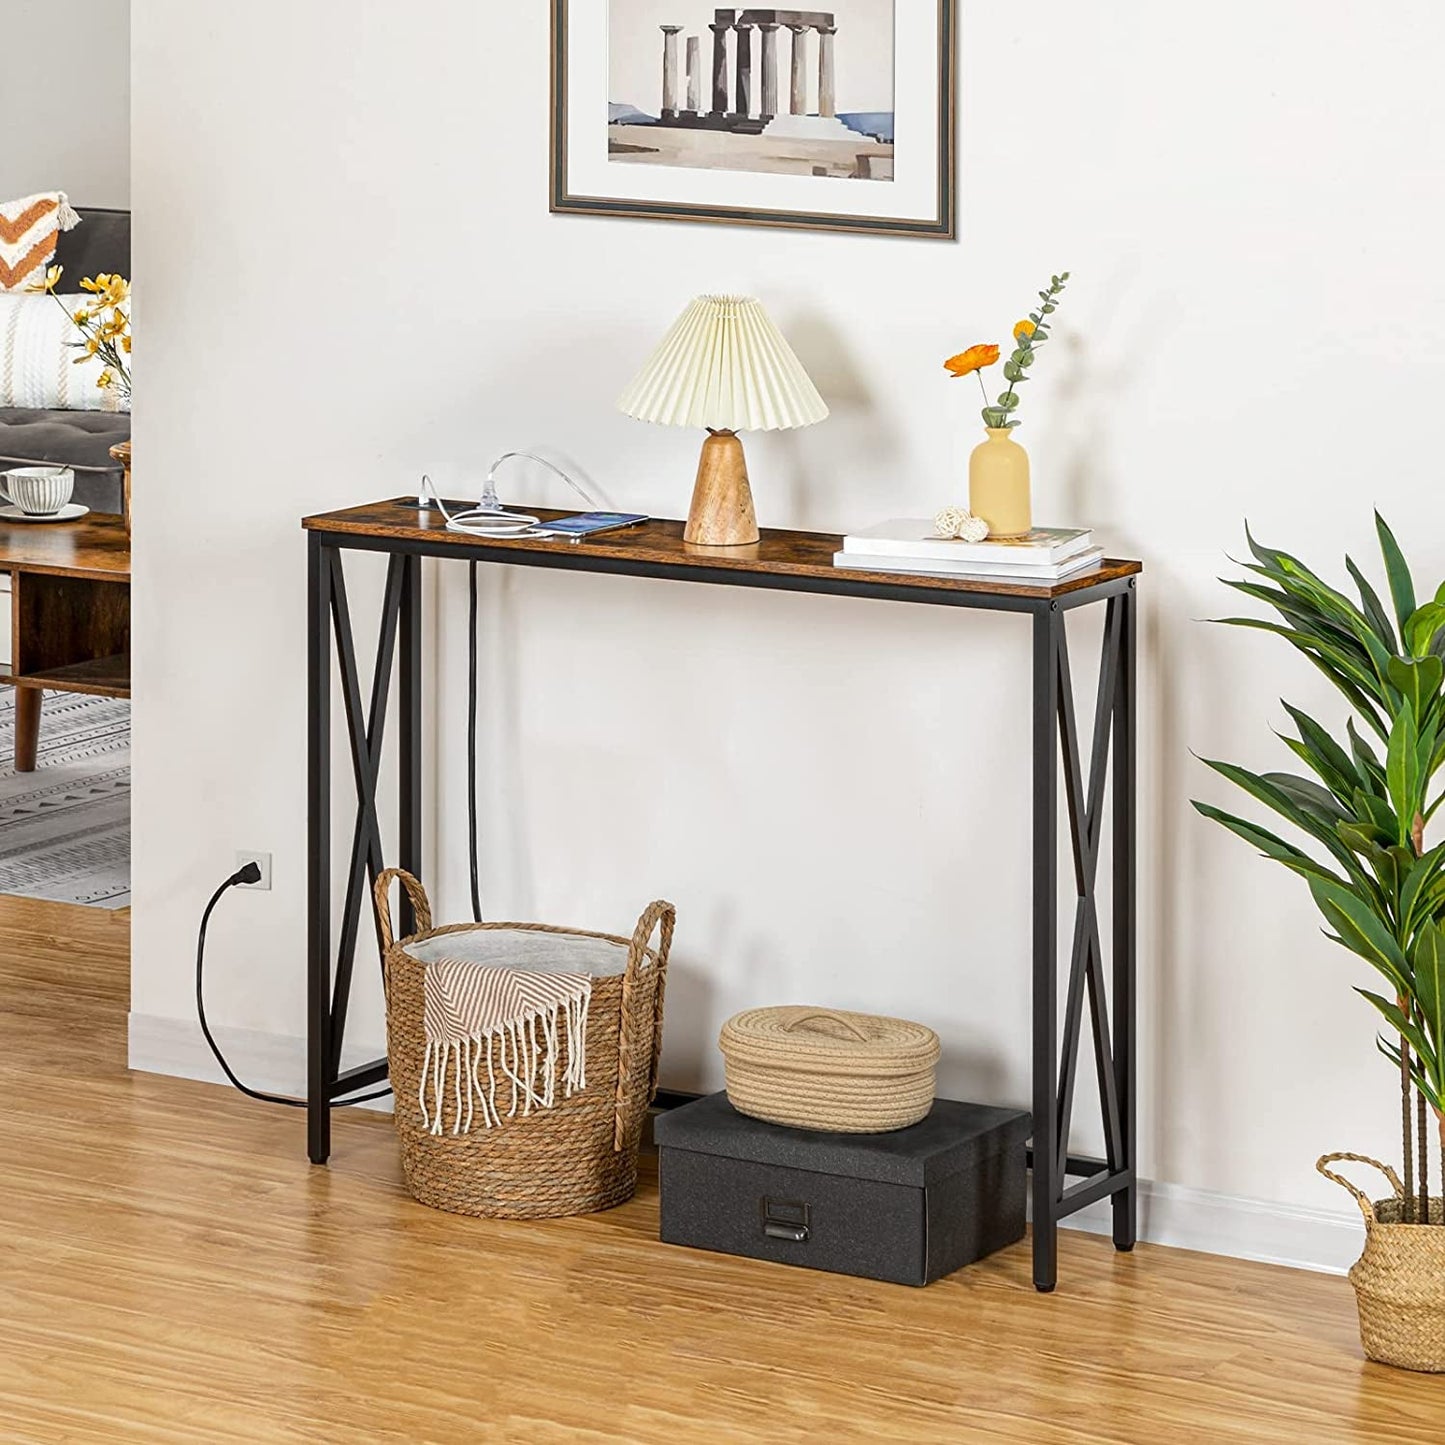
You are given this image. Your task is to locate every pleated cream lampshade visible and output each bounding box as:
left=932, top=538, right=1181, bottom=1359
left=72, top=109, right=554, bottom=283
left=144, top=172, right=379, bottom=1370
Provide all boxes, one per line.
left=618, top=295, right=828, bottom=546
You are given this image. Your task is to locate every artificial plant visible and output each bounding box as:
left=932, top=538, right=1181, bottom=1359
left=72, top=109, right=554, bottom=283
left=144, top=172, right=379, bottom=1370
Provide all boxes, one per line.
left=944, top=272, right=1070, bottom=429
left=1194, top=516, right=1445, bottom=1223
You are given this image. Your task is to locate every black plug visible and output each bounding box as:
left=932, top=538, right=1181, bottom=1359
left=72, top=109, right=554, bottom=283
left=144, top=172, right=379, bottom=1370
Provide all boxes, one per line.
left=232, top=861, right=263, bottom=888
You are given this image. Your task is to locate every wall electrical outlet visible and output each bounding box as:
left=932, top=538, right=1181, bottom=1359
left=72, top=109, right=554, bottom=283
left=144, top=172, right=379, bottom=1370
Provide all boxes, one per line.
left=235, top=851, right=272, bottom=890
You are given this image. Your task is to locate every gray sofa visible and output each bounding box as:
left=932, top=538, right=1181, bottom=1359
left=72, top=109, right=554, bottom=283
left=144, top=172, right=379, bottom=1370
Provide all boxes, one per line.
left=0, top=208, right=130, bottom=515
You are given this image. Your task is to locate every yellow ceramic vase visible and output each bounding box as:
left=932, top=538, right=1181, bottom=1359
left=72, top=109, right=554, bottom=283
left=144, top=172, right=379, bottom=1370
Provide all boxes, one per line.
left=969, top=427, right=1032, bottom=539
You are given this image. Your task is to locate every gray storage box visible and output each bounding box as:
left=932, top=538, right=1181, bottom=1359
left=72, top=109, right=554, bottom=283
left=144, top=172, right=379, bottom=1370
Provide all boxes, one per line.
left=654, top=1092, right=1031, bottom=1286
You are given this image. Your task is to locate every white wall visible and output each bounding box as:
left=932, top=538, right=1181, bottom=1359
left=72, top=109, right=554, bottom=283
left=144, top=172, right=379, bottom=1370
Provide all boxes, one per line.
left=0, top=1, right=130, bottom=207
left=130, top=2, right=1445, bottom=1270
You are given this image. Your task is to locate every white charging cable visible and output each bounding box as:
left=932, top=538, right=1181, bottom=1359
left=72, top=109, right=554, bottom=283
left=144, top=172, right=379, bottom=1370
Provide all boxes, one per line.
left=419, top=452, right=612, bottom=538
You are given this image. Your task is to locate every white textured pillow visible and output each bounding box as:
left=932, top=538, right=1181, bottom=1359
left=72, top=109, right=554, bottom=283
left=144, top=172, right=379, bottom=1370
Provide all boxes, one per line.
left=0, top=292, right=123, bottom=411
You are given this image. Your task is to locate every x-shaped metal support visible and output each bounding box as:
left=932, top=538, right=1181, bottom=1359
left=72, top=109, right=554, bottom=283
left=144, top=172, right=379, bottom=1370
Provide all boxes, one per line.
left=1029, top=587, right=1137, bottom=1290
left=307, top=537, right=421, bottom=1163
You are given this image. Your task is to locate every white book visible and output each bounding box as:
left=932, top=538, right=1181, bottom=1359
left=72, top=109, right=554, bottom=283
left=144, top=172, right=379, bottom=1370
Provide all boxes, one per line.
left=832, top=548, right=1106, bottom=583
left=842, top=519, right=1095, bottom=567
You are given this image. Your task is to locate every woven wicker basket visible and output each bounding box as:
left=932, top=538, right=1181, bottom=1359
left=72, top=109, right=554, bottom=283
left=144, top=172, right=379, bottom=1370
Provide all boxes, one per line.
left=374, top=869, right=674, bottom=1219
left=720, top=1005, right=940, bottom=1134
left=1318, top=1153, right=1445, bottom=1373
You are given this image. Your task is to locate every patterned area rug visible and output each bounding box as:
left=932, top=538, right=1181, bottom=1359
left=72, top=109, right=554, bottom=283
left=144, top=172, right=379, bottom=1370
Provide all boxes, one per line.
left=0, top=688, right=129, bottom=908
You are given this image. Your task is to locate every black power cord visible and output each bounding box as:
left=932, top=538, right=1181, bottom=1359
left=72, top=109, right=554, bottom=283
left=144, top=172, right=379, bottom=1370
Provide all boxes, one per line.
left=195, top=862, right=392, bottom=1109
left=196, top=543, right=492, bottom=1109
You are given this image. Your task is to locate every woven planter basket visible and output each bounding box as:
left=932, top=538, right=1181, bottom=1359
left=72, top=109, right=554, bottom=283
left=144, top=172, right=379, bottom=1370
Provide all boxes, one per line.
left=1318, top=1153, right=1445, bottom=1373
left=375, top=869, right=674, bottom=1219
left=720, top=1005, right=940, bottom=1134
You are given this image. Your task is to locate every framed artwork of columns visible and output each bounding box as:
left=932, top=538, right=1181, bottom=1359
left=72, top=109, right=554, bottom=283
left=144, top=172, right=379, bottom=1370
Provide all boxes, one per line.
left=551, top=0, right=957, bottom=239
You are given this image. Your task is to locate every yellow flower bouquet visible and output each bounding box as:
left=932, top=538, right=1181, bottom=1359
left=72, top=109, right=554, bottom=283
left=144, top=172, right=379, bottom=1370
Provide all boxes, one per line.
left=30, top=264, right=132, bottom=402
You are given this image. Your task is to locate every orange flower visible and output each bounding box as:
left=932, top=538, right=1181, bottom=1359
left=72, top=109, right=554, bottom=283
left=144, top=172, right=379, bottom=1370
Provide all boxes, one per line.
left=944, top=343, right=1000, bottom=378
left=1014, top=319, right=1037, bottom=342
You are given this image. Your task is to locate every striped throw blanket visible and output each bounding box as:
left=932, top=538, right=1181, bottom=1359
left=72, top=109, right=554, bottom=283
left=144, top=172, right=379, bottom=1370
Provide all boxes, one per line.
left=419, top=957, right=592, bottom=1136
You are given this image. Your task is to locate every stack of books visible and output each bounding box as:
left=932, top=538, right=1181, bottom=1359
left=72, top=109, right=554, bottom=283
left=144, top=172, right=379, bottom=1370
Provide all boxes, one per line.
left=834, top=519, right=1103, bottom=585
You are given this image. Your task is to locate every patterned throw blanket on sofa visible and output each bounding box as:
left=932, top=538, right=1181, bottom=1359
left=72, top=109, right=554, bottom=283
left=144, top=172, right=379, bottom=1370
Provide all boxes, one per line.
left=419, top=957, right=592, bottom=1135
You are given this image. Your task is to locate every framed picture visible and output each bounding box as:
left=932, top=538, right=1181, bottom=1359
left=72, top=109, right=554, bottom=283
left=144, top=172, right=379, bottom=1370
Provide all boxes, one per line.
left=551, top=1, right=957, bottom=239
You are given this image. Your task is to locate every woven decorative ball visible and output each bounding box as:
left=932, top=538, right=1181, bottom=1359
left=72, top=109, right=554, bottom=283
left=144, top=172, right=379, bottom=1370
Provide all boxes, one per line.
left=720, top=1005, right=941, bottom=1134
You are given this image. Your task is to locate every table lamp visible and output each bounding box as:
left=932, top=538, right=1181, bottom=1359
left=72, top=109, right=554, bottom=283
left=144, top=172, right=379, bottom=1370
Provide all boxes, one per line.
left=617, top=295, right=828, bottom=546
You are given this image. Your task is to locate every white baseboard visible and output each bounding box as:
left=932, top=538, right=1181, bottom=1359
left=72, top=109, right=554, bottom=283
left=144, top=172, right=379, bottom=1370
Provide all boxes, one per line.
left=128, top=1011, right=1363, bottom=1273
left=1053, top=1176, right=1361, bottom=1276
left=127, top=1011, right=392, bottom=1113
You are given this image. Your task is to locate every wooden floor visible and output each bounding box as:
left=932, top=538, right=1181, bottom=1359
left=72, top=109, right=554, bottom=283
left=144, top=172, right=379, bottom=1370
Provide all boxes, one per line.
left=0, top=899, right=1439, bottom=1443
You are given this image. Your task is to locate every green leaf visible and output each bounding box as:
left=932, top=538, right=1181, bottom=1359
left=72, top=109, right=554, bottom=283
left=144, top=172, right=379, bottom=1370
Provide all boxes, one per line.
left=1003, top=361, right=1024, bottom=382
left=1401, top=848, right=1445, bottom=938
left=1365, top=842, right=1414, bottom=903
left=1042, top=303, right=1056, bottom=314
left=997, top=393, right=1019, bottom=411
left=1281, top=701, right=1363, bottom=798
left=982, top=407, right=1008, bottom=427
left=1414, top=923, right=1445, bottom=1062
left=1374, top=1037, right=1444, bottom=1112
left=1345, top=555, right=1399, bottom=653
left=1200, top=756, right=1379, bottom=892
left=1349, top=721, right=1387, bottom=786
left=1310, top=876, right=1411, bottom=988
left=1358, top=990, right=1431, bottom=1055
left=1386, top=706, right=1423, bottom=846
left=1262, top=772, right=1349, bottom=824
left=1351, top=786, right=1398, bottom=840
left=1376, top=512, right=1417, bottom=636
left=1404, top=601, right=1445, bottom=659
left=1192, top=800, right=1352, bottom=889
left=1337, top=820, right=1390, bottom=854
left=1223, top=577, right=1357, bottom=644
left=1214, top=616, right=1383, bottom=703
left=1386, top=654, right=1444, bottom=721
left=1256, top=558, right=1396, bottom=686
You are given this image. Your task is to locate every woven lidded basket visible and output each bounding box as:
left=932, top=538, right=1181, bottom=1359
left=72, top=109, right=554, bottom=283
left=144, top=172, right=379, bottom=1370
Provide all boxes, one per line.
left=720, top=1005, right=940, bottom=1134
left=375, top=869, right=674, bottom=1219
left=1318, top=1153, right=1445, bottom=1373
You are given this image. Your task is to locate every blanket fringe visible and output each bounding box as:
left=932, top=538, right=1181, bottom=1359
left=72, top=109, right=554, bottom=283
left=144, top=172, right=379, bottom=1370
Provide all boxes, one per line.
left=418, top=989, right=591, bottom=1136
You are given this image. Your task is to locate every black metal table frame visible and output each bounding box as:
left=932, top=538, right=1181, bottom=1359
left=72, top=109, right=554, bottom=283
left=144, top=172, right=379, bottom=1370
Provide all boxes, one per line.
left=305, top=525, right=1138, bottom=1293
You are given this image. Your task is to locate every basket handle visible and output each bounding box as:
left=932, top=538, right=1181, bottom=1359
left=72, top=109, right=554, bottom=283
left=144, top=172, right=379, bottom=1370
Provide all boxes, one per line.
left=373, top=868, right=433, bottom=952
left=614, top=899, right=676, bottom=1152
left=1316, top=1152, right=1405, bottom=1225
left=781, top=1009, right=870, bottom=1043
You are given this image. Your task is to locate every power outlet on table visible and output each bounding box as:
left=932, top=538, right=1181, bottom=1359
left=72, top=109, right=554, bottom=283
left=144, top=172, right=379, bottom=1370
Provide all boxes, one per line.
left=234, top=851, right=272, bottom=890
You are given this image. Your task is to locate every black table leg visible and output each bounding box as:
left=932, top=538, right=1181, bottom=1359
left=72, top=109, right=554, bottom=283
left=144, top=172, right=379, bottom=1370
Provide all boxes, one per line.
left=399, top=554, right=423, bottom=930
left=1112, top=580, right=1139, bottom=1251
left=1032, top=602, right=1061, bottom=1291
left=307, top=535, right=333, bottom=1165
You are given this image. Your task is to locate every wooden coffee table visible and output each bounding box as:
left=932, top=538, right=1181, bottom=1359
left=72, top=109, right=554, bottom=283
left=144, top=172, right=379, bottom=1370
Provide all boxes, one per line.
left=0, top=512, right=130, bottom=772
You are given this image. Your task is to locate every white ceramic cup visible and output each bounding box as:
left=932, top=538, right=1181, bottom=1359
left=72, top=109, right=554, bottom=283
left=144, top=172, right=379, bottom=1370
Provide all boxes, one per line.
left=0, top=466, right=74, bottom=516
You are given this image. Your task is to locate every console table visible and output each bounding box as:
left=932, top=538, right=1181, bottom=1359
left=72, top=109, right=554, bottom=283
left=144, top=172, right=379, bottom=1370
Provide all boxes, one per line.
left=0, top=513, right=130, bottom=772
left=302, top=499, right=1141, bottom=1292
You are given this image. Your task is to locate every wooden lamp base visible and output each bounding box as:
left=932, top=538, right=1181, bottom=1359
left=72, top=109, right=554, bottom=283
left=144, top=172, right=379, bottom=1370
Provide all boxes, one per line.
left=685, top=429, right=759, bottom=547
